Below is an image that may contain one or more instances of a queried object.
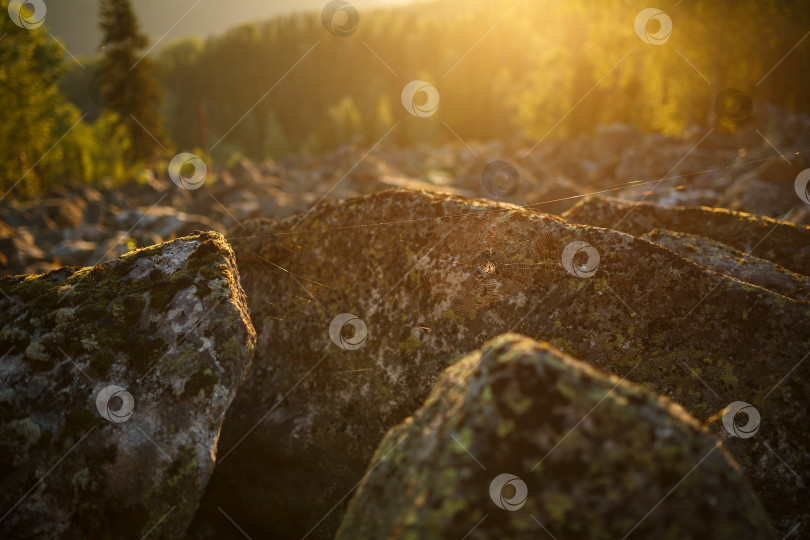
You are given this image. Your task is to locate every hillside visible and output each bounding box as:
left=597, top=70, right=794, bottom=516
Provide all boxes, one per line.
left=45, top=0, right=410, bottom=56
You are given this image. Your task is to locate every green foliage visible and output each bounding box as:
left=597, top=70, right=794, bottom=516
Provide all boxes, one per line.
left=0, top=0, right=137, bottom=198
left=98, top=0, right=165, bottom=162
left=50, top=106, right=132, bottom=185
left=154, top=0, right=810, bottom=161
left=326, top=96, right=362, bottom=148
left=0, top=0, right=66, bottom=198
left=5, top=0, right=810, bottom=195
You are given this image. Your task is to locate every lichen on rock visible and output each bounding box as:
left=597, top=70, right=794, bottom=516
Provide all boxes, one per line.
left=642, top=229, right=810, bottom=302
left=338, top=334, right=776, bottom=539
left=192, top=188, right=807, bottom=538
left=562, top=196, right=810, bottom=276
left=0, top=231, right=255, bottom=539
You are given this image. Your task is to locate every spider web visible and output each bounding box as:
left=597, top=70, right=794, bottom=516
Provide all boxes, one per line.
left=417, top=210, right=561, bottom=317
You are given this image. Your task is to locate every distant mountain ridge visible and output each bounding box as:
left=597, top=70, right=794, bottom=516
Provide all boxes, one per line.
left=44, top=0, right=408, bottom=57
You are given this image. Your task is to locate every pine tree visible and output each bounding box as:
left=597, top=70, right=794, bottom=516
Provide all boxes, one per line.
left=97, top=0, right=164, bottom=162
left=0, top=0, right=66, bottom=197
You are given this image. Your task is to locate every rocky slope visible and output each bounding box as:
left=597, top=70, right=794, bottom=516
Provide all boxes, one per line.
left=338, top=334, right=776, bottom=539
left=0, top=231, right=255, bottom=539
left=189, top=188, right=808, bottom=538
left=3, top=103, right=809, bottom=280
left=2, top=107, right=810, bottom=538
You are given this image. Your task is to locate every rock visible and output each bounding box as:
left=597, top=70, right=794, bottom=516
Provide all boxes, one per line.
left=77, top=187, right=106, bottom=225
left=51, top=239, right=98, bottom=267
left=723, top=176, right=794, bottom=219
left=376, top=172, right=472, bottom=198
left=790, top=205, right=810, bottom=225
left=114, top=207, right=224, bottom=240
left=0, top=225, right=47, bottom=276
left=193, top=189, right=807, bottom=538
left=39, top=198, right=86, bottom=230
left=524, top=174, right=582, bottom=215
left=228, top=157, right=265, bottom=188
left=58, top=225, right=107, bottom=244
left=593, top=122, right=642, bottom=159
left=1, top=198, right=86, bottom=232
left=90, top=232, right=164, bottom=267
left=8, top=105, right=810, bottom=281
left=217, top=196, right=262, bottom=223
left=720, top=158, right=808, bottom=218
left=0, top=231, right=256, bottom=539
left=755, top=104, right=810, bottom=149
left=614, top=138, right=724, bottom=185
left=642, top=229, right=810, bottom=302
left=338, top=334, right=776, bottom=540
left=562, top=196, right=810, bottom=276
left=21, top=261, right=63, bottom=277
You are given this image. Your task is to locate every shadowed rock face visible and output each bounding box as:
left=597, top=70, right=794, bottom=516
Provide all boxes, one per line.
left=338, top=334, right=776, bottom=540
left=0, top=231, right=255, bottom=539
left=642, top=229, right=810, bottom=302
left=562, top=196, right=810, bottom=276
left=194, top=189, right=807, bottom=539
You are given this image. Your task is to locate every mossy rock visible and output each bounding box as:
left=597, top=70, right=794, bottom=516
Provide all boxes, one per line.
left=642, top=229, right=810, bottom=302
left=562, top=196, right=810, bottom=276
left=338, top=334, right=776, bottom=539
left=0, top=231, right=256, bottom=539
left=193, top=189, right=806, bottom=538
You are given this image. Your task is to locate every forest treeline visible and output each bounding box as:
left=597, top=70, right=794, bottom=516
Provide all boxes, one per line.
left=3, top=0, right=810, bottom=197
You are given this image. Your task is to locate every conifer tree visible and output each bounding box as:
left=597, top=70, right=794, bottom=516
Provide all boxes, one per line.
left=97, top=0, right=164, bottom=162
left=0, top=0, right=65, bottom=196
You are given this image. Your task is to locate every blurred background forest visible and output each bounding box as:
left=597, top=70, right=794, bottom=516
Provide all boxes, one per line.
left=2, top=0, right=810, bottom=198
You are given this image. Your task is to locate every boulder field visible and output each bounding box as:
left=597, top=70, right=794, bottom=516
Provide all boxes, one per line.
left=189, top=189, right=808, bottom=538
left=1, top=189, right=807, bottom=538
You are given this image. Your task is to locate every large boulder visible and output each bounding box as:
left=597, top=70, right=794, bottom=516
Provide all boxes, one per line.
left=562, top=196, right=810, bottom=276
left=0, top=231, right=255, bottom=539
left=338, top=334, right=776, bottom=539
left=642, top=229, right=810, bottom=302
left=193, top=189, right=807, bottom=538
